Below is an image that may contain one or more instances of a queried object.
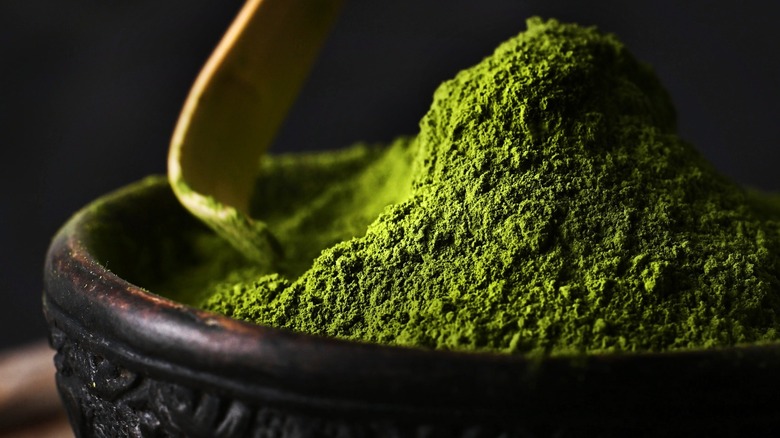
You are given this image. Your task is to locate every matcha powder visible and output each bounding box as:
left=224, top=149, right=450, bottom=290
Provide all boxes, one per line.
left=187, top=18, right=780, bottom=355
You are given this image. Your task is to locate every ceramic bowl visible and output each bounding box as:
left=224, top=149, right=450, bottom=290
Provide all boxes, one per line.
left=43, top=176, right=780, bottom=437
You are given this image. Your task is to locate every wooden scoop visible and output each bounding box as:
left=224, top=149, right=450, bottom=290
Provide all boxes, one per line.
left=168, top=0, right=344, bottom=263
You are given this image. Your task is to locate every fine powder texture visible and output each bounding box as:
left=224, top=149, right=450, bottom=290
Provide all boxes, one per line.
left=167, top=18, right=780, bottom=355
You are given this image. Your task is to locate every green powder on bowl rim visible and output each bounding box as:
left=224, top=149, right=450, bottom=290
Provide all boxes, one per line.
left=157, top=17, right=780, bottom=356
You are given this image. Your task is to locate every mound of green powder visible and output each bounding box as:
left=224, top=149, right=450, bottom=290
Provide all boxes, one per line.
left=166, top=18, right=780, bottom=355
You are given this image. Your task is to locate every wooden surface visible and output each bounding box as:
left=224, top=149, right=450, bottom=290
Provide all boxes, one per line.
left=0, top=341, right=72, bottom=437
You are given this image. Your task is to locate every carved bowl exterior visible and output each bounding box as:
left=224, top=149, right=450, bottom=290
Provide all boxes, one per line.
left=43, top=176, right=780, bottom=437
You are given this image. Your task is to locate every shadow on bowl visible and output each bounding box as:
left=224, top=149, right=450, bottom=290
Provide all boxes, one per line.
left=43, top=176, right=780, bottom=437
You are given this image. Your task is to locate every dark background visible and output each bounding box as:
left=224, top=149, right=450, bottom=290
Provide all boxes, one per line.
left=2, top=1, right=778, bottom=350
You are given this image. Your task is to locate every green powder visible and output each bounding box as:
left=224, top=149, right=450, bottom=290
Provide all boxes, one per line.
left=161, top=18, right=780, bottom=355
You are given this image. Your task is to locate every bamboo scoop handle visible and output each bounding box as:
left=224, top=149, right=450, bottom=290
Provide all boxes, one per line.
left=169, top=0, right=344, bottom=262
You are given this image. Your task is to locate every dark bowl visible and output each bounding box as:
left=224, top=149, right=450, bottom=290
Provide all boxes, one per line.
left=43, top=176, right=780, bottom=437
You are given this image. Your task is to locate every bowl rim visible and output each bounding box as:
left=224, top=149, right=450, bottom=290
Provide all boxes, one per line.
left=42, top=176, right=780, bottom=423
